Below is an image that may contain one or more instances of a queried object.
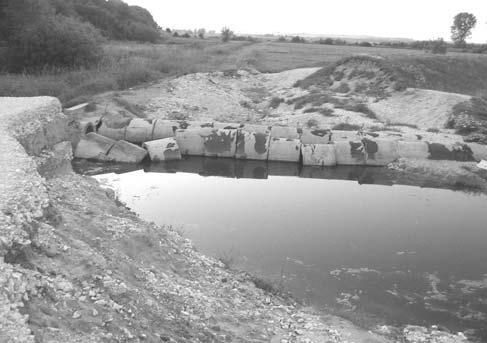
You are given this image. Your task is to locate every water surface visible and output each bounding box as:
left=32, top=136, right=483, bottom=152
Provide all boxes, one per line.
left=75, top=158, right=487, bottom=339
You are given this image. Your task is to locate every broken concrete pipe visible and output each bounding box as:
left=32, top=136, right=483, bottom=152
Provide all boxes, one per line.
left=143, top=138, right=182, bottom=162
left=75, top=132, right=147, bottom=163
left=87, top=118, right=487, bottom=165
left=97, top=117, right=178, bottom=143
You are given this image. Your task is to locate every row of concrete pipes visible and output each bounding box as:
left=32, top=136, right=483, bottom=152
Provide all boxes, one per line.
left=74, top=117, right=487, bottom=166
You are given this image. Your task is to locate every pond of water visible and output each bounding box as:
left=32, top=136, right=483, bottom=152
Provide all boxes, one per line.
left=74, top=157, right=487, bottom=339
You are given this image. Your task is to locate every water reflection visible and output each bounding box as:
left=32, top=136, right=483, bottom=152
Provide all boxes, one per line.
left=73, top=156, right=475, bottom=192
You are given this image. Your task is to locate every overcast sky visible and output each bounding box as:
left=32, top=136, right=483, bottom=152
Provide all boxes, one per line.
left=125, top=0, right=487, bottom=42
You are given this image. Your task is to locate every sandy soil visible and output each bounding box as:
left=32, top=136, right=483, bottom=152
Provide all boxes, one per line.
left=369, top=88, right=471, bottom=129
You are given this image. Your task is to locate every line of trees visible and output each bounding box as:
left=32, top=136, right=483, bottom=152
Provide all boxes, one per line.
left=0, top=0, right=162, bottom=71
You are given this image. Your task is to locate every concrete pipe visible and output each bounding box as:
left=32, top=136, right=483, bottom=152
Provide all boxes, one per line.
left=302, top=143, right=337, bottom=166
left=236, top=125, right=271, bottom=160
left=96, top=116, right=131, bottom=141
left=74, top=133, right=116, bottom=161
left=203, top=129, right=238, bottom=158
left=143, top=137, right=182, bottom=162
left=362, top=138, right=399, bottom=166
left=125, top=118, right=154, bottom=144
left=152, top=120, right=178, bottom=140
left=397, top=141, right=430, bottom=160
left=270, top=125, right=301, bottom=140
left=268, top=138, right=301, bottom=162
left=334, top=141, right=366, bottom=165
left=427, top=142, right=476, bottom=162
left=107, top=140, right=147, bottom=164
left=175, top=128, right=237, bottom=157
left=300, top=129, right=332, bottom=144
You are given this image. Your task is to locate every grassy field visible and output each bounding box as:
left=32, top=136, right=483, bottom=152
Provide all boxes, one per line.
left=2, top=38, right=487, bottom=106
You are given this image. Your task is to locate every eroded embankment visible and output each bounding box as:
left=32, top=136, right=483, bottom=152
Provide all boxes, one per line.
left=0, top=96, right=479, bottom=343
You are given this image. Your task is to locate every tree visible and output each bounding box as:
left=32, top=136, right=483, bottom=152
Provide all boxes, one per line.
left=451, top=12, right=477, bottom=47
left=197, top=28, right=206, bottom=39
left=221, top=27, right=233, bottom=42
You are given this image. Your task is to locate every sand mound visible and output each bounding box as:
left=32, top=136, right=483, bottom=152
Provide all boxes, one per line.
left=369, top=88, right=471, bottom=129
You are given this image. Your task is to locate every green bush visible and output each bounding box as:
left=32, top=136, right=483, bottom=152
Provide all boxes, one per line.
left=7, top=14, right=103, bottom=71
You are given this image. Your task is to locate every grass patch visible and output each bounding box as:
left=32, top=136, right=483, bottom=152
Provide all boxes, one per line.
left=0, top=40, right=253, bottom=106
left=335, top=82, right=351, bottom=93
left=332, top=123, right=362, bottom=131
left=426, top=128, right=440, bottom=133
left=269, top=96, right=284, bottom=109
left=387, top=122, right=419, bottom=129
left=303, top=107, right=335, bottom=116
left=249, top=275, right=283, bottom=296
left=113, top=97, right=147, bottom=117
left=343, top=103, right=377, bottom=119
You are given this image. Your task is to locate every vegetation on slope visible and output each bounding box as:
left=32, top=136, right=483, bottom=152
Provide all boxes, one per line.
left=296, top=54, right=487, bottom=97
left=0, top=0, right=161, bottom=71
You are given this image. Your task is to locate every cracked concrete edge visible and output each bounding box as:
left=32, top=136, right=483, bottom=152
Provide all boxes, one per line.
left=0, top=97, right=69, bottom=343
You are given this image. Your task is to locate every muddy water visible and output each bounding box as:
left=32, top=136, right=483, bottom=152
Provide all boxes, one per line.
left=75, top=158, right=487, bottom=339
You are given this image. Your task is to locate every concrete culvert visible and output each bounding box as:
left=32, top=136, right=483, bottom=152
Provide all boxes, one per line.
left=143, top=138, right=182, bottom=162
left=268, top=137, right=301, bottom=162
left=236, top=125, right=271, bottom=161
left=302, top=144, right=337, bottom=166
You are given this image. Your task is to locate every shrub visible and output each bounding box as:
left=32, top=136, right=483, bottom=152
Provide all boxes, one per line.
left=359, top=41, right=372, bottom=47
left=332, top=123, right=362, bottom=131
left=115, top=63, right=157, bottom=89
left=277, top=36, right=287, bottom=42
left=335, top=82, right=351, bottom=93
left=269, top=97, right=284, bottom=109
left=291, top=36, right=306, bottom=43
left=306, top=118, right=319, bottom=128
left=318, top=38, right=334, bottom=45
left=221, top=27, right=234, bottom=42
left=7, top=14, right=103, bottom=71
left=429, top=38, right=447, bottom=54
